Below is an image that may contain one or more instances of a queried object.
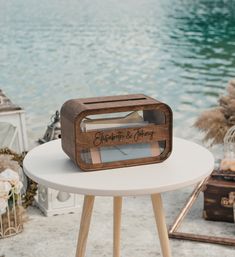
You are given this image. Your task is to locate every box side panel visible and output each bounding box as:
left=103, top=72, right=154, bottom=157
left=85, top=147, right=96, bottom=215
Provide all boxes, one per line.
left=143, top=104, right=173, bottom=161
left=60, top=113, right=76, bottom=164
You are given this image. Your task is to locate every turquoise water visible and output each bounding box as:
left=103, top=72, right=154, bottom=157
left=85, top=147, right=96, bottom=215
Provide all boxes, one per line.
left=0, top=0, right=235, bottom=143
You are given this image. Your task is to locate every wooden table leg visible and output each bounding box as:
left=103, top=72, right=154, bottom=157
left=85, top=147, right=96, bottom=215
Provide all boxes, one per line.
left=75, top=195, right=95, bottom=257
left=151, top=194, right=172, bottom=257
left=113, top=196, right=122, bottom=257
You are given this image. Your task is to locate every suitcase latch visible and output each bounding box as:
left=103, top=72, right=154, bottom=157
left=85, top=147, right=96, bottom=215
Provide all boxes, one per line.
left=221, top=192, right=235, bottom=208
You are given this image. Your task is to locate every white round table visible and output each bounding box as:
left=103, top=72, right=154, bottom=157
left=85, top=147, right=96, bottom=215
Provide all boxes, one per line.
left=23, top=137, right=214, bottom=257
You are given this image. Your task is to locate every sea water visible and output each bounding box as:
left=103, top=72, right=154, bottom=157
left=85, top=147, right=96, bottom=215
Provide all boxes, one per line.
left=0, top=0, right=235, bottom=146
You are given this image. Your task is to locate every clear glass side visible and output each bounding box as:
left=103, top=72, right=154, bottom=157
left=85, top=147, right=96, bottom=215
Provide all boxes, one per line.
left=80, top=141, right=166, bottom=164
left=79, top=110, right=166, bottom=164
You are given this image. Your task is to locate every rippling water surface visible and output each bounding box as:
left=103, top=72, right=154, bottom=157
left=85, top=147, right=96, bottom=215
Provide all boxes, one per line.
left=0, top=0, right=235, bottom=143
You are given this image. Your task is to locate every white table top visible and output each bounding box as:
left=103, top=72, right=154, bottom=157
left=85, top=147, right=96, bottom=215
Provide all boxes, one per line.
left=23, top=138, right=214, bottom=196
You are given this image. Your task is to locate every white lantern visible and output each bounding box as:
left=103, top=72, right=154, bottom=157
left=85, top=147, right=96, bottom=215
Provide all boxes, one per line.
left=224, top=125, right=235, bottom=159
left=220, top=125, right=235, bottom=171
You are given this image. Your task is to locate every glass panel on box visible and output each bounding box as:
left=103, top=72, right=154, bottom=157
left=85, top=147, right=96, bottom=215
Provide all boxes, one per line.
left=80, top=141, right=166, bottom=164
left=79, top=110, right=167, bottom=164
left=100, top=141, right=165, bottom=163
left=80, top=110, right=166, bottom=130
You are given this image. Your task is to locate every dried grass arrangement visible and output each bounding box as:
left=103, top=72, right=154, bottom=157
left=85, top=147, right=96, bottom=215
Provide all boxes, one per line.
left=194, top=79, right=235, bottom=145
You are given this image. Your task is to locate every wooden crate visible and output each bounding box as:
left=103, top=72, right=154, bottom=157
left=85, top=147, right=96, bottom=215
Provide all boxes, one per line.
left=203, top=172, right=235, bottom=223
left=60, top=94, right=172, bottom=171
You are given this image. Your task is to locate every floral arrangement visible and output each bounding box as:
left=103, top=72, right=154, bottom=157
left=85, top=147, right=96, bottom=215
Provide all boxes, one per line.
left=194, top=79, right=235, bottom=145
left=0, top=153, right=23, bottom=214
left=0, top=168, right=23, bottom=214
left=0, top=152, right=25, bottom=238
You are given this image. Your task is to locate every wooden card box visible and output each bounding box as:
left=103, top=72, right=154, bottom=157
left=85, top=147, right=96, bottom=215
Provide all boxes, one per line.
left=60, top=94, right=173, bottom=171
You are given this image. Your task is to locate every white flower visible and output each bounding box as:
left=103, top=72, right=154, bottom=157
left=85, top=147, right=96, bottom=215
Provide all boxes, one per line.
left=0, top=180, right=12, bottom=199
left=0, top=198, right=7, bottom=214
left=0, top=168, right=20, bottom=186
left=13, top=181, right=23, bottom=194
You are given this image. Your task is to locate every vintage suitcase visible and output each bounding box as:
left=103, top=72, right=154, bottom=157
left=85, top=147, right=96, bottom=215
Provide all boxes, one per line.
left=203, top=170, right=235, bottom=223
left=60, top=94, right=172, bottom=171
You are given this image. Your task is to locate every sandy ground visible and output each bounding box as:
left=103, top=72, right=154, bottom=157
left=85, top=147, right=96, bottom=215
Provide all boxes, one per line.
left=1, top=186, right=235, bottom=257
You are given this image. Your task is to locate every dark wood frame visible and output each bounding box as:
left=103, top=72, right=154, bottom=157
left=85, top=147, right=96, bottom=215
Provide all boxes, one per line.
left=168, top=178, right=235, bottom=246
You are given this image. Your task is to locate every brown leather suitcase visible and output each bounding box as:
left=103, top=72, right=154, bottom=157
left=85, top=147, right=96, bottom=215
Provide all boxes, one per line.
left=203, top=170, right=235, bottom=223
